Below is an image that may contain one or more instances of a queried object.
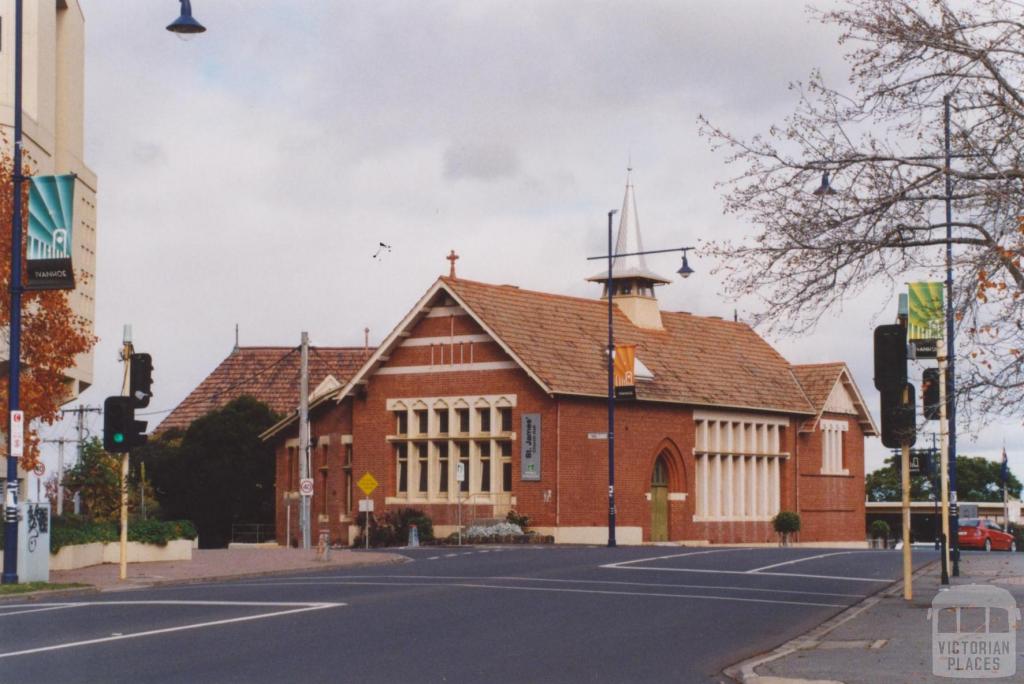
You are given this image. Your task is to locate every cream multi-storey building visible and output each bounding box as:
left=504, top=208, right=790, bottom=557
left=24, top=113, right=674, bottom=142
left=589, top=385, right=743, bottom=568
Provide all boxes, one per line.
left=0, top=0, right=96, bottom=396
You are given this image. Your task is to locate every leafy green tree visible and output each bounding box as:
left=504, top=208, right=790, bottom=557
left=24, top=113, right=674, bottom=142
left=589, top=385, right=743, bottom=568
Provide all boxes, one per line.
left=62, top=438, right=154, bottom=522
left=143, top=397, right=279, bottom=548
left=865, top=454, right=1020, bottom=502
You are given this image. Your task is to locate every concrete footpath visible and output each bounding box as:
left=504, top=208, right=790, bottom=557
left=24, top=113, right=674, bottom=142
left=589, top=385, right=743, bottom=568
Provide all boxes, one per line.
left=43, top=546, right=407, bottom=593
left=727, top=552, right=1024, bottom=683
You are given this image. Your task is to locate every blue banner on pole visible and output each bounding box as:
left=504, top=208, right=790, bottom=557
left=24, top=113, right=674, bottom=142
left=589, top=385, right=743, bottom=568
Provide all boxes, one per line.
left=26, top=174, right=76, bottom=290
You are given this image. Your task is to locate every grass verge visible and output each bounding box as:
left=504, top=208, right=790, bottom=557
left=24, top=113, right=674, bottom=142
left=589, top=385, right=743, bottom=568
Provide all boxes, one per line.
left=0, top=582, right=89, bottom=596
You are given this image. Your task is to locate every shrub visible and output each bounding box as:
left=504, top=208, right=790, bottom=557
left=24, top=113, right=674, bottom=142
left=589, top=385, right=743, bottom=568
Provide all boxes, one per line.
left=49, top=515, right=197, bottom=553
left=505, top=510, right=530, bottom=530
left=772, top=511, right=801, bottom=546
left=869, top=520, right=891, bottom=540
left=353, top=509, right=434, bottom=548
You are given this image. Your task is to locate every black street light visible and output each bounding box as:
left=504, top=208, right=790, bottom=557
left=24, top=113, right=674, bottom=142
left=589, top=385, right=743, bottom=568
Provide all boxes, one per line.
left=587, top=211, right=694, bottom=548
left=3, top=1, right=205, bottom=585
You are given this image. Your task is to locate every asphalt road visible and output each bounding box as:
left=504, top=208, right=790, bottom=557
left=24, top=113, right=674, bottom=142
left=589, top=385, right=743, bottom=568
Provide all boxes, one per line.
left=0, top=545, right=937, bottom=684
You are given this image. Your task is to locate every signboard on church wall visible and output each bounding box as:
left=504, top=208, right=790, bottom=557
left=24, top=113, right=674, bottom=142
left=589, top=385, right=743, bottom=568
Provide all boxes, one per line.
left=521, top=413, right=541, bottom=481
left=26, top=174, right=76, bottom=291
left=614, top=344, right=637, bottom=400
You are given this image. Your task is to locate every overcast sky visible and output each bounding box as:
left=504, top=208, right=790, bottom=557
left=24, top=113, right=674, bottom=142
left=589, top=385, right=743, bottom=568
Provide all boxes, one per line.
left=36, top=1, right=1022, bottom=484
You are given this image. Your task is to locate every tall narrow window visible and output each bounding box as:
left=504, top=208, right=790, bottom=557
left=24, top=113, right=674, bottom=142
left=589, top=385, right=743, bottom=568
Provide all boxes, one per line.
left=478, top=441, right=491, bottom=492
left=436, top=409, right=449, bottom=434
left=395, top=410, right=408, bottom=435
left=417, top=442, right=429, bottom=493
left=457, top=408, right=470, bottom=433
left=415, top=410, right=428, bottom=435
left=478, top=408, right=491, bottom=433
left=396, top=443, right=408, bottom=494
left=500, top=440, right=513, bottom=492
left=437, top=442, right=449, bottom=493
left=499, top=407, right=512, bottom=432
left=459, top=442, right=470, bottom=493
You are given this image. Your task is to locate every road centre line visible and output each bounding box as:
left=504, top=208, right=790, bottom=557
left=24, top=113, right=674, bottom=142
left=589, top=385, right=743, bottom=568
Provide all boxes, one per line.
left=230, top=574, right=866, bottom=598
left=604, top=566, right=893, bottom=583
left=0, top=601, right=344, bottom=660
left=746, top=551, right=861, bottom=573
left=225, top=579, right=845, bottom=608
left=600, top=547, right=755, bottom=569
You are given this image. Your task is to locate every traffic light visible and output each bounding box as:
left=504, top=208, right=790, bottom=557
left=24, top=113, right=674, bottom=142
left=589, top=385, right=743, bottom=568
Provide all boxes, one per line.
left=130, top=353, right=153, bottom=408
left=874, top=324, right=907, bottom=390
left=103, top=396, right=147, bottom=453
left=922, top=368, right=941, bottom=420
left=881, top=383, right=916, bottom=448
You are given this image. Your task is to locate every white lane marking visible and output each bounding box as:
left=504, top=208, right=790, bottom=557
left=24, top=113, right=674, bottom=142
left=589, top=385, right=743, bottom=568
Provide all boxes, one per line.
left=600, top=547, right=754, bottom=569
left=605, top=566, right=892, bottom=583
left=0, top=601, right=344, bottom=660
left=427, top=556, right=440, bottom=560
left=444, top=553, right=458, bottom=558
left=230, top=575, right=866, bottom=598
left=0, top=605, right=85, bottom=618
left=746, top=551, right=861, bottom=573
left=234, top=579, right=844, bottom=608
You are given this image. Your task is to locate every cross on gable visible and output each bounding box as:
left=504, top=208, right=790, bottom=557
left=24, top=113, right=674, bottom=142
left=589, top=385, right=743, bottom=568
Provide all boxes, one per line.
left=446, top=250, right=459, bottom=278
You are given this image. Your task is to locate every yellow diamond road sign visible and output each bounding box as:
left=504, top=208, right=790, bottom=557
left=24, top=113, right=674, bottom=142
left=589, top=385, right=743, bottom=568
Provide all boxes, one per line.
left=357, top=472, right=378, bottom=496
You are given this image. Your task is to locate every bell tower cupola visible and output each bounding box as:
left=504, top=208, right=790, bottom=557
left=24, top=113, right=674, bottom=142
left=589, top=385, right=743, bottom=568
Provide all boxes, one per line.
left=587, top=172, right=669, bottom=330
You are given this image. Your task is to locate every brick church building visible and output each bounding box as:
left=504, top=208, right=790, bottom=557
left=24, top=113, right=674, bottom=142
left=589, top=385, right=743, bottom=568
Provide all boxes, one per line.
left=263, top=180, right=876, bottom=546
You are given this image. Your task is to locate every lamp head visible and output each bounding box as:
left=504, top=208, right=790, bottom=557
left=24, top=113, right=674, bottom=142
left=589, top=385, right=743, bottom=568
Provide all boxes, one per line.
left=677, top=251, right=694, bottom=279
left=812, top=171, right=837, bottom=196
left=167, top=0, right=206, bottom=36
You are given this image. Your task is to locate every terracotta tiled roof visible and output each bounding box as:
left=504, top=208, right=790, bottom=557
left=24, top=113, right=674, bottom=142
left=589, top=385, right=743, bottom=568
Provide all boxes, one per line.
left=442, top=277, right=817, bottom=415
left=156, top=346, right=374, bottom=434
left=792, top=363, right=846, bottom=411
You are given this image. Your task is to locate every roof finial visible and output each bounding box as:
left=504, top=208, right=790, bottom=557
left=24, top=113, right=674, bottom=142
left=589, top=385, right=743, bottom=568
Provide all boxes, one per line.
left=233, top=323, right=239, bottom=352
left=446, top=249, right=460, bottom=278
left=364, top=327, right=370, bottom=351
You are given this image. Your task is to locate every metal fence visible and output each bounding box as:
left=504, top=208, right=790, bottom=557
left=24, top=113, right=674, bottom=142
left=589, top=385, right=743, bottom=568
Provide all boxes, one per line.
left=231, top=523, right=275, bottom=544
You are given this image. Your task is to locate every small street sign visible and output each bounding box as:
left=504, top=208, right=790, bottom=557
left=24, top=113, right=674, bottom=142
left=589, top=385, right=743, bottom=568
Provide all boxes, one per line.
left=10, top=410, right=24, bottom=458
left=357, top=472, right=379, bottom=496
left=587, top=432, right=608, bottom=440
left=299, top=478, right=315, bottom=497
left=359, top=499, right=374, bottom=512
left=33, top=462, right=45, bottom=477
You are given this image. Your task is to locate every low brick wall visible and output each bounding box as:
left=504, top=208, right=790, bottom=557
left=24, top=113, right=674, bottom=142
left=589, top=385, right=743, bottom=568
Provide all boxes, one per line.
left=50, top=538, right=193, bottom=571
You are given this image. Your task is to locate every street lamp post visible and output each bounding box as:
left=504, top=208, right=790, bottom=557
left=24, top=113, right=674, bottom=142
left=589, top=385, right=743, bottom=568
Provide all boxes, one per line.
left=587, top=213, right=694, bottom=548
left=2, top=1, right=205, bottom=585
left=943, top=94, right=960, bottom=577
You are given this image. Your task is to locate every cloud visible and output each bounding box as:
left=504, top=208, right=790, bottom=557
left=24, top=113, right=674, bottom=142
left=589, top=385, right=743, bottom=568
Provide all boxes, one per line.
left=443, top=142, right=520, bottom=181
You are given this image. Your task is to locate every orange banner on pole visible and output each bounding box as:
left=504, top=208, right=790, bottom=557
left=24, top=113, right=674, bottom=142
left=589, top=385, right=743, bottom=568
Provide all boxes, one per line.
left=614, top=344, right=636, bottom=399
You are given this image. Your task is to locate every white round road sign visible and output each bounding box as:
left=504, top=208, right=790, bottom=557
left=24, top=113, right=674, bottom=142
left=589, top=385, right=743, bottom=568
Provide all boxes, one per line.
left=299, top=478, right=315, bottom=497
left=33, top=462, right=45, bottom=477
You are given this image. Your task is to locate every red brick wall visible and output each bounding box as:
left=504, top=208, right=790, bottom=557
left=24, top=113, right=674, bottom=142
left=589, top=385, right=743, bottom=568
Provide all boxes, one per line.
left=270, top=310, right=868, bottom=545
left=795, top=413, right=867, bottom=542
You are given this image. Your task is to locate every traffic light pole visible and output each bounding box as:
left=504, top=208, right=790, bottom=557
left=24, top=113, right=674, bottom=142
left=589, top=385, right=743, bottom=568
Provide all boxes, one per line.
left=119, top=333, right=132, bottom=581
left=900, top=385, right=912, bottom=601
left=938, top=340, right=951, bottom=585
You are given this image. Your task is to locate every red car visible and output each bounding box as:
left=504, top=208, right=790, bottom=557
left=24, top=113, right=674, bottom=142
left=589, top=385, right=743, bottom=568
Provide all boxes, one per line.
left=958, top=518, right=1017, bottom=552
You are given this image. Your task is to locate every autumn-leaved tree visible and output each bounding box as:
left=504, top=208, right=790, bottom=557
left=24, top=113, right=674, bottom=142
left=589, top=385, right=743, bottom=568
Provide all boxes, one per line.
left=0, top=146, right=96, bottom=469
left=699, top=0, right=1024, bottom=425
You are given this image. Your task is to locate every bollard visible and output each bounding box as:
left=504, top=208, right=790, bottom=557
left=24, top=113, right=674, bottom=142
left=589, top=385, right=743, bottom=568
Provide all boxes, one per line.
left=408, top=523, right=419, bottom=548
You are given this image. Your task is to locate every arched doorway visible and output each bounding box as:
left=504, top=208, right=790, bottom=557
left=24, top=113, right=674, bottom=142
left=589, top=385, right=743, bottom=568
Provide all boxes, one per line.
left=650, top=455, right=669, bottom=542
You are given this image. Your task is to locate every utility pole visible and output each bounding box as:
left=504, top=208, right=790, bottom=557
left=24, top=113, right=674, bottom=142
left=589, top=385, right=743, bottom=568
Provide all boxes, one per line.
left=299, top=332, right=311, bottom=550
left=40, top=438, right=73, bottom=516
left=938, top=340, right=951, bottom=585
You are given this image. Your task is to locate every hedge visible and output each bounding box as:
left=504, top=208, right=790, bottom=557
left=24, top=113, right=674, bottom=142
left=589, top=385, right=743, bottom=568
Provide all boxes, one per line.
left=50, top=516, right=197, bottom=553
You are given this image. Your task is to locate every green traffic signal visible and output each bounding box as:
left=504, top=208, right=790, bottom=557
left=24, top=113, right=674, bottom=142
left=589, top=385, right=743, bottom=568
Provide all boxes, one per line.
left=113, top=433, right=125, bottom=443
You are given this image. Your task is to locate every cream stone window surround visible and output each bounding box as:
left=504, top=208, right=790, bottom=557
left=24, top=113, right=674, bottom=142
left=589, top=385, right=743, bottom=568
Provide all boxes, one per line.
left=692, top=410, right=788, bottom=523
left=819, top=419, right=849, bottom=476
left=386, top=394, right=517, bottom=505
